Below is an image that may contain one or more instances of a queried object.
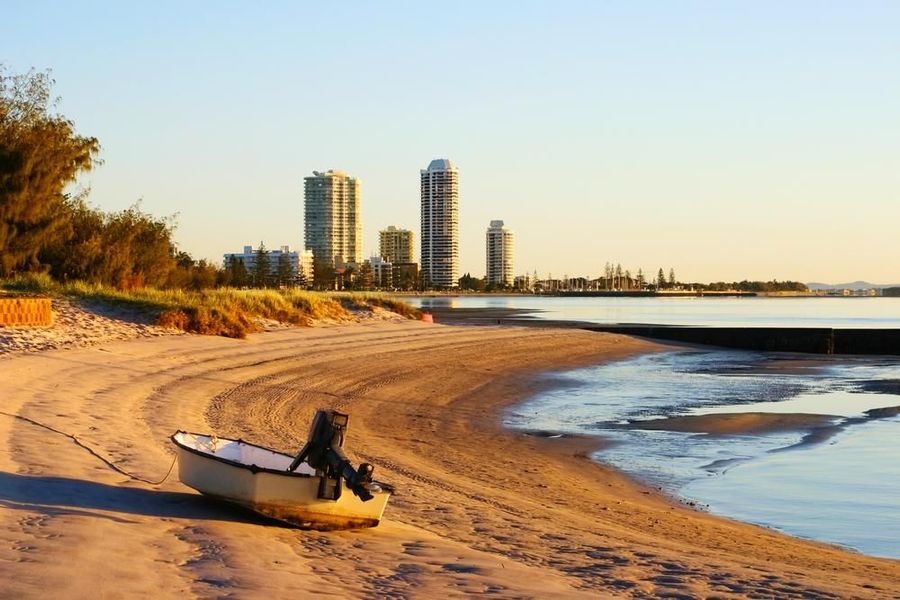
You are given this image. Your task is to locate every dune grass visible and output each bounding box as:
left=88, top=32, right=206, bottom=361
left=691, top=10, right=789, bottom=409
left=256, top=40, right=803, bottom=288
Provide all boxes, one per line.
left=1, top=273, right=421, bottom=338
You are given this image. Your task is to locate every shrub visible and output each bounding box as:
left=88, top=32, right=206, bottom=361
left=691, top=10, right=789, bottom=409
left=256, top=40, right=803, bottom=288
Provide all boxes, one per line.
left=1, top=279, right=420, bottom=338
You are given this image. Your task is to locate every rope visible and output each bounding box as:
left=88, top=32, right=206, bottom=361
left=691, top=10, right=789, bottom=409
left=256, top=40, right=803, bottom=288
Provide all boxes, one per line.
left=0, top=410, right=177, bottom=485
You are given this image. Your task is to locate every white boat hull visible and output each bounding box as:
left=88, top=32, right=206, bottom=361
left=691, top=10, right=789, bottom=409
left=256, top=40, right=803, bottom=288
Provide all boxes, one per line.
left=172, top=432, right=390, bottom=530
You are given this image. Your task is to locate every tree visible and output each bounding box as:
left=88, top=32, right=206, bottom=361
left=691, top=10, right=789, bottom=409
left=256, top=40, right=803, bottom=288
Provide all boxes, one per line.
left=103, top=203, right=175, bottom=288
left=355, top=261, right=374, bottom=291
left=226, top=255, right=250, bottom=287
left=39, top=194, right=103, bottom=282
left=167, top=253, right=219, bottom=290
left=253, top=243, right=270, bottom=288
left=1, top=66, right=100, bottom=275
left=668, top=268, right=676, bottom=289
left=657, top=268, right=666, bottom=289
left=296, top=261, right=309, bottom=289
left=636, top=268, right=645, bottom=290
left=276, top=252, right=295, bottom=287
left=190, top=259, right=218, bottom=290
left=458, top=272, right=485, bottom=291
left=313, top=259, right=335, bottom=290
left=40, top=199, right=176, bottom=288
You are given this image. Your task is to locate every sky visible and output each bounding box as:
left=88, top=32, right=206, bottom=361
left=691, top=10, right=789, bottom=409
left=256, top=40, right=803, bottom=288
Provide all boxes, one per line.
left=4, top=1, right=899, bottom=283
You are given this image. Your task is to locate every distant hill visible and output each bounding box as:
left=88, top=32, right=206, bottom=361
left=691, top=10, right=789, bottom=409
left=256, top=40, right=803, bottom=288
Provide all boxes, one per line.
left=807, top=281, right=900, bottom=291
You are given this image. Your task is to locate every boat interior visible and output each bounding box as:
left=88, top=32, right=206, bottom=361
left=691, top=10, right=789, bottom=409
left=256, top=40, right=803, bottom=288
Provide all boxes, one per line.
left=174, top=432, right=316, bottom=475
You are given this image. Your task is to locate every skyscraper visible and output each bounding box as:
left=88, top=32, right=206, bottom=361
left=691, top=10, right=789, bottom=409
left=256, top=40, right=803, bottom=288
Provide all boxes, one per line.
left=420, top=158, right=458, bottom=288
left=379, top=226, right=414, bottom=264
left=303, top=170, right=362, bottom=268
left=486, top=220, right=514, bottom=287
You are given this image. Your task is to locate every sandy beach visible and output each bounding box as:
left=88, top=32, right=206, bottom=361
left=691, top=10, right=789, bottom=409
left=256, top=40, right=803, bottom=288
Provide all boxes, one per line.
left=2, top=320, right=899, bottom=598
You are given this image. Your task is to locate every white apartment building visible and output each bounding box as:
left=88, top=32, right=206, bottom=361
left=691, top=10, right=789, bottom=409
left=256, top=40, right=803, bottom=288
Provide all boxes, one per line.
left=420, top=158, right=459, bottom=288
left=369, top=255, right=393, bottom=289
left=304, top=170, right=362, bottom=268
left=298, top=249, right=314, bottom=283
left=485, top=220, right=514, bottom=287
left=223, top=244, right=311, bottom=283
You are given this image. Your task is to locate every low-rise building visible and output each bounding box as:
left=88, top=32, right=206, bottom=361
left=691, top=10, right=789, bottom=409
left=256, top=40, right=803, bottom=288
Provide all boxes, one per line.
left=369, top=256, right=394, bottom=289
left=224, top=244, right=312, bottom=285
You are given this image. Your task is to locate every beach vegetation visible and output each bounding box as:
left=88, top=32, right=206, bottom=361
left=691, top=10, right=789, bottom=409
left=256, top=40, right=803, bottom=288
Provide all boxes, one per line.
left=0, top=273, right=421, bottom=338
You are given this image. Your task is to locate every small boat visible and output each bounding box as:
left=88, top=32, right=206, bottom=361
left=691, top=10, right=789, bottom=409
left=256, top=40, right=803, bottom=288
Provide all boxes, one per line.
left=171, top=410, right=391, bottom=530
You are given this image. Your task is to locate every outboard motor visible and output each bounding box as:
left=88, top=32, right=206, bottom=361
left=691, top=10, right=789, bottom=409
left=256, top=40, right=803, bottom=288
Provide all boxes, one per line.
left=288, top=409, right=375, bottom=502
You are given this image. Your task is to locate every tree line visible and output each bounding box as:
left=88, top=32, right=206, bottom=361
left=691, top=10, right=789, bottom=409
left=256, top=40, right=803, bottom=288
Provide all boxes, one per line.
left=1, top=66, right=222, bottom=289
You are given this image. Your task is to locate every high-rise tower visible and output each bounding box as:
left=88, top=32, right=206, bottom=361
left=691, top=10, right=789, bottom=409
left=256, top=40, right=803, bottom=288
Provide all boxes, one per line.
left=420, top=159, right=459, bottom=288
left=485, top=220, right=514, bottom=287
left=303, top=170, right=362, bottom=268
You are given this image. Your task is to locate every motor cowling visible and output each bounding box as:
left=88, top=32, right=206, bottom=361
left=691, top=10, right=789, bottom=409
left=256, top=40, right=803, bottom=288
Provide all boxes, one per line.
left=288, top=409, right=375, bottom=502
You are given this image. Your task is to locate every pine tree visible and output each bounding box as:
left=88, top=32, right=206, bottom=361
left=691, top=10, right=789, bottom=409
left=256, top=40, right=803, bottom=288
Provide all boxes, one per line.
left=228, top=255, right=249, bottom=287
left=276, top=252, right=294, bottom=287
left=253, top=243, right=270, bottom=288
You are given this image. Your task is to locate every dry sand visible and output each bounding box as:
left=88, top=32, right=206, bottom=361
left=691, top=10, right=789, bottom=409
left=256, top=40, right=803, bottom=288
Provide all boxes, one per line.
left=1, top=321, right=899, bottom=598
left=0, top=298, right=182, bottom=354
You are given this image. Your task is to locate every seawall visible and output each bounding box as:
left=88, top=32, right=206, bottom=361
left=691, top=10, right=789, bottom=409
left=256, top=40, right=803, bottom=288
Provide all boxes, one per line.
left=582, top=326, right=900, bottom=355
left=419, top=306, right=899, bottom=355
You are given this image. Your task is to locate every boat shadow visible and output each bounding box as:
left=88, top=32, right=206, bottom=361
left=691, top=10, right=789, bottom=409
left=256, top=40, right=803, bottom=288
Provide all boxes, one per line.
left=0, top=471, right=281, bottom=527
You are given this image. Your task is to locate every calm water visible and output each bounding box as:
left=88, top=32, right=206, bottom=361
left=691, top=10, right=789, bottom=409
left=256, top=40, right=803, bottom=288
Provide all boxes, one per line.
left=506, top=350, right=900, bottom=559
left=415, top=295, right=900, bottom=557
left=410, top=295, right=900, bottom=328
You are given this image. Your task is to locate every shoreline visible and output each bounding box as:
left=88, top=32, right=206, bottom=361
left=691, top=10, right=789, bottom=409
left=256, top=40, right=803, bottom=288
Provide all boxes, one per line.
left=1, top=321, right=898, bottom=597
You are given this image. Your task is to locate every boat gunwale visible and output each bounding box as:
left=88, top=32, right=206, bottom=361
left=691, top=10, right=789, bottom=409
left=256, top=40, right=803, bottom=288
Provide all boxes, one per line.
left=170, top=429, right=316, bottom=479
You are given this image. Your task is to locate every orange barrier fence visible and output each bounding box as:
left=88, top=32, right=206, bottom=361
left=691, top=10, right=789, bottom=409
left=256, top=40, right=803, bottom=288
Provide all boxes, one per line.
left=0, top=297, right=53, bottom=327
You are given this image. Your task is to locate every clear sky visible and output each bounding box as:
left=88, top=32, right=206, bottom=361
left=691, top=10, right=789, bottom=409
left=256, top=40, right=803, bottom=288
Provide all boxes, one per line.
left=5, top=1, right=899, bottom=283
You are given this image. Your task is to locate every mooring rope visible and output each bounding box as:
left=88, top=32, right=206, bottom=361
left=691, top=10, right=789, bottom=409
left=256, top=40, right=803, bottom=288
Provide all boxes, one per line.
left=0, top=410, right=177, bottom=485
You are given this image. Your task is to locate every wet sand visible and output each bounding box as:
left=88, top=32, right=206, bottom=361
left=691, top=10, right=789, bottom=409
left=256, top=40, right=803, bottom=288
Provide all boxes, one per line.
left=1, top=321, right=899, bottom=598
left=628, top=412, right=838, bottom=435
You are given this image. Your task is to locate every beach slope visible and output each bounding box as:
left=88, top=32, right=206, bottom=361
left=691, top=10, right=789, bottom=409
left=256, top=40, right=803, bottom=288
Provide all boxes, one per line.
left=1, top=322, right=898, bottom=598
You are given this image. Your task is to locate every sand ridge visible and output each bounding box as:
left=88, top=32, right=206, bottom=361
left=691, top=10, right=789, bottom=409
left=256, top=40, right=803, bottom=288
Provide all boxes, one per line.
left=1, top=322, right=898, bottom=598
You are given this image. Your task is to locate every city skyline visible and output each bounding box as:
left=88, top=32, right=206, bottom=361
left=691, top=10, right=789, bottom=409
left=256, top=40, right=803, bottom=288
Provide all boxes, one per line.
left=5, top=2, right=899, bottom=282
